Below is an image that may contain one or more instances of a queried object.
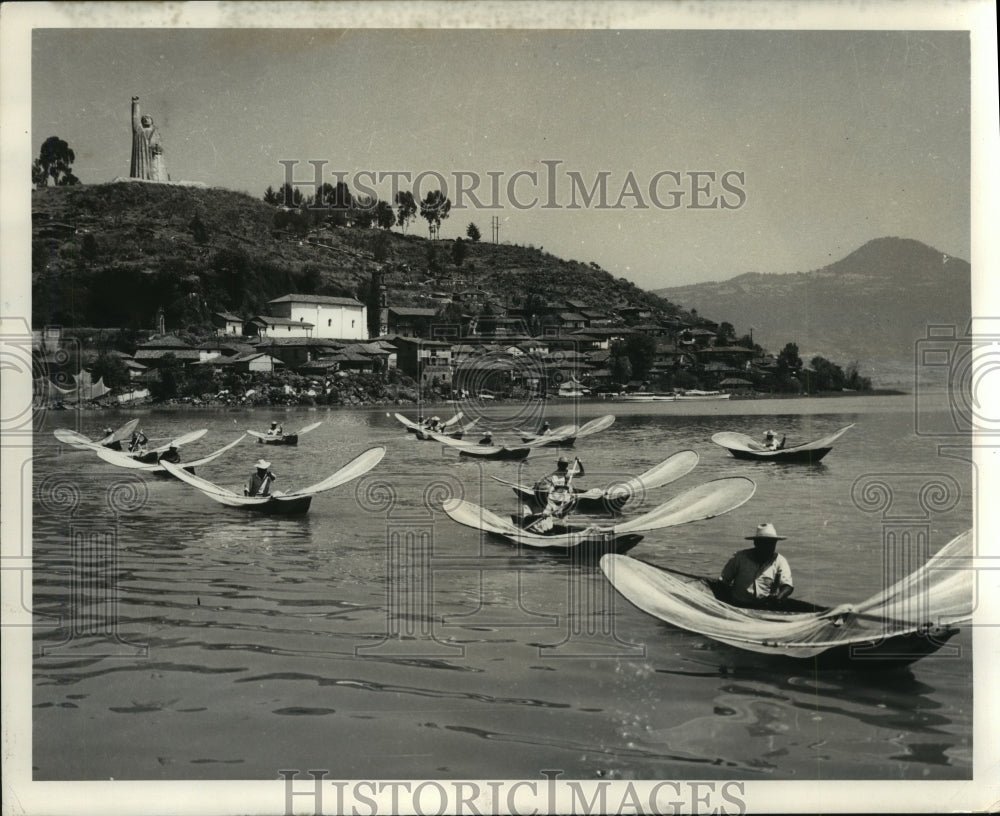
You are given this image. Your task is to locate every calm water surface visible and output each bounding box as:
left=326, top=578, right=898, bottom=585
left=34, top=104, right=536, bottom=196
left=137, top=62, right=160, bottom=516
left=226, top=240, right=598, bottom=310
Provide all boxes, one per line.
left=32, top=395, right=973, bottom=780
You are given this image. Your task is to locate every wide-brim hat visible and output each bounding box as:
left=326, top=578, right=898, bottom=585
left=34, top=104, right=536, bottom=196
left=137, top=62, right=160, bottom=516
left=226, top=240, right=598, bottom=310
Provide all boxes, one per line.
left=557, top=456, right=569, bottom=465
left=746, top=522, right=786, bottom=541
left=255, top=459, right=271, bottom=470
left=765, top=430, right=776, bottom=437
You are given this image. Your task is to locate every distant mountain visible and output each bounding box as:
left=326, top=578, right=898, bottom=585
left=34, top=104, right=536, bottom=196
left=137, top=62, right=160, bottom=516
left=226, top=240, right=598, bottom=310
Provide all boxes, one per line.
left=655, top=238, right=970, bottom=383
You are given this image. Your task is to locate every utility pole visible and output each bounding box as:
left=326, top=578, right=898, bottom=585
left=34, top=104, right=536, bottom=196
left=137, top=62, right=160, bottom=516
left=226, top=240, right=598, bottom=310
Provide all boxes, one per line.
left=491, top=216, right=501, bottom=244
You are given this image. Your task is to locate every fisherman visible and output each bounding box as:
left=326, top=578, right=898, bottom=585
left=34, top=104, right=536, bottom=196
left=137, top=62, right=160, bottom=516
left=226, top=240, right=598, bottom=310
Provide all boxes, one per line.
left=762, top=430, right=785, bottom=450
left=537, top=420, right=551, bottom=435
left=533, top=455, right=584, bottom=517
left=157, top=445, right=181, bottom=465
left=478, top=430, right=494, bottom=446
left=267, top=421, right=283, bottom=437
left=128, top=429, right=148, bottom=454
left=426, top=416, right=441, bottom=432
left=720, top=523, right=794, bottom=607
left=245, top=458, right=276, bottom=497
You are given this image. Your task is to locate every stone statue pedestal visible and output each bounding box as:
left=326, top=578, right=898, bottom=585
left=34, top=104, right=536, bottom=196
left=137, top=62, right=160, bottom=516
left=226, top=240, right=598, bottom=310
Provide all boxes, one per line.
left=111, top=177, right=208, bottom=189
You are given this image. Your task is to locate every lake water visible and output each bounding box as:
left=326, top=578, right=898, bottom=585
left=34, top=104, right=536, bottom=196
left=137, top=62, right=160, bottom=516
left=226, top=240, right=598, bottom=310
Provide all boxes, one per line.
left=31, top=394, right=974, bottom=781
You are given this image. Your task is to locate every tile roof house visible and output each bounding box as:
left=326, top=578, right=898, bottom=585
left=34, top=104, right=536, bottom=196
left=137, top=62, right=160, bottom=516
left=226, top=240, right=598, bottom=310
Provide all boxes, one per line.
left=245, top=314, right=315, bottom=340
left=268, top=294, right=367, bottom=340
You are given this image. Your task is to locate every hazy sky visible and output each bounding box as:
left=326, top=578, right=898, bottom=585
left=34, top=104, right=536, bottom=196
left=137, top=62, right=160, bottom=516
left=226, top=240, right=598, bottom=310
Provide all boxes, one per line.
left=29, top=25, right=971, bottom=289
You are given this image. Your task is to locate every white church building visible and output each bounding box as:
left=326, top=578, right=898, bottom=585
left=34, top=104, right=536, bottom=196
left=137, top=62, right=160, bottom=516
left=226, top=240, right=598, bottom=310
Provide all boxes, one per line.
left=266, top=294, right=368, bottom=341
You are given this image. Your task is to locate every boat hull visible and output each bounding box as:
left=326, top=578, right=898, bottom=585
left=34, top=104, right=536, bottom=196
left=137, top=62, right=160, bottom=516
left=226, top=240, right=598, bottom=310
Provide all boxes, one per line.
left=520, top=435, right=577, bottom=447
left=496, top=523, right=643, bottom=556
left=725, top=446, right=833, bottom=464
left=256, top=434, right=298, bottom=446
left=460, top=447, right=531, bottom=461
left=252, top=495, right=313, bottom=515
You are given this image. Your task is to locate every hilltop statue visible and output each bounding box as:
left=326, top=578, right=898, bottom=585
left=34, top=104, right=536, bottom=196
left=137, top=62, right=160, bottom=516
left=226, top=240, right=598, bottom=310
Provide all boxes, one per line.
left=130, top=96, right=167, bottom=182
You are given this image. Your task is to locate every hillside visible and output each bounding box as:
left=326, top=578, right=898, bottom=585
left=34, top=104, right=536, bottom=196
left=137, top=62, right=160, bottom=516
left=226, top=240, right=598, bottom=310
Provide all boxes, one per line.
left=31, top=182, right=685, bottom=334
left=655, top=238, right=971, bottom=381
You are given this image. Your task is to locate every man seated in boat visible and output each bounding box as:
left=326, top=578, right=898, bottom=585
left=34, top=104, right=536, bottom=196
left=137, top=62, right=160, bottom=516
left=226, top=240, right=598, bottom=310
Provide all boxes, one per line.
left=128, top=429, right=148, bottom=454
left=478, top=430, right=494, bottom=446
left=537, top=420, right=551, bottom=435
left=267, top=421, right=283, bottom=437
left=762, top=430, right=785, bottom=450
left=157, top=445, right=181, bottom=465
left=245, top=458, right=276, bottom=497
left=425, top=416, right=441, bottom=432
left=533, top=456, right=584, bottom=515
left=720, top=523, right=794, bottom=607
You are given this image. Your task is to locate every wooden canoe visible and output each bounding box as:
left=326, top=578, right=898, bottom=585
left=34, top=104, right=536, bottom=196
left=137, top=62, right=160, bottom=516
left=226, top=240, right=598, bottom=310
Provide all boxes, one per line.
left=160, top=446, right=386, bottom=516
left=247, top=421, right=322, bottom=446
left=493, top=450, right=700, bottom=515
left=443, top=476, right=756, bottom=555
left=711, top=424, right=855, bottom=464
left=600, top=530, right=972, bottom=670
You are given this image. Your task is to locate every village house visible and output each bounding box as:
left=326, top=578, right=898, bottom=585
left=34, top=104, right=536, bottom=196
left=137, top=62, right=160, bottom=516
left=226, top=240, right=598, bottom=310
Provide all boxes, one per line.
left=211, top=311, right=244, bottom=336
left=391, top=337, right=453, bottom=389
left=267, top=294, right=367, bottom=341
left=244, top=315, right=315, bottom=340
left=382, top=306, right=440, bottom=338
left=133, top=334, right=201, bottom=368
left=252, top=337, right=344, bottom=369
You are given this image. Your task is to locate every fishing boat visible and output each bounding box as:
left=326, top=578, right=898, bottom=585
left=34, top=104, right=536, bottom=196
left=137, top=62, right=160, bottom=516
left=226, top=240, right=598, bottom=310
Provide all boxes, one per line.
left=616, top=393, right=676, bottom=402
left=712, top=424, right=855, bottom=464
left=394, top=412, right=464, bottom=436
left=54, top=418, right=140, bottom=452
left=442, top=476, right=756, bottom=555
left=492, top=450, right=700, bottom=515
left=418, top=427, right=532, bottom=461
left=519, top=414, right=616, bottom=448
left=674, top=390, right=731, bottom=401
left=160, top=446, right=385, bottom=516
left=247, top=421, right=322, bottom=446
left=600, top=530, right=972, bottom=669
left=95, top=434, right=246, bottom=475
left=417, top=418, right=478, bottom=441
left=519, top=422, right=578, bottom=446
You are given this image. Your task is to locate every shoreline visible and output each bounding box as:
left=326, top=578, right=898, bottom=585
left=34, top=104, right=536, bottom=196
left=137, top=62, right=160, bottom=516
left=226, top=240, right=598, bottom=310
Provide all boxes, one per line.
left=46, top=387, right=909, bottom=413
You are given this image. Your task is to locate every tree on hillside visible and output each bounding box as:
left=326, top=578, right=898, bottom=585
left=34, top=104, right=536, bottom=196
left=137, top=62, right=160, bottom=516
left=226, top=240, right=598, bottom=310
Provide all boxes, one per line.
left=263, top=186, right=280, bottom=205
left=715, top=321, right=736, bottom=346
left=466, top=222, right=481, bottom=242
left=419, top=190, right=451, bottom=239
left=609, top=341, right=633, bottom=385
left=778, top=342, right=802, bottom=372
left=351, top=195, right=376, bottom=228
left=373, top=200, right=396, bottom=230
left=394, top=190, right=417, bottom=233
left=808, top=356, right=846, bottom=392
left=34, top=136, right=80, bottom=187
left=278, top=182, right=301, bottom=207
left=625, top=333, right=656, bottom=380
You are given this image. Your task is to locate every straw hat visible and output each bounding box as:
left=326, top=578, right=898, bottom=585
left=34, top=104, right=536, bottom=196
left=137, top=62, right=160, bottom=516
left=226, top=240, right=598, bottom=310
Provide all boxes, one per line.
left=765, top=430, right=776, bottom=438
left=746, top=523, right=786, bottom=541
left=557, top=455, right=569, bottom=465
left=255, top=458, right=271, bottom=470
